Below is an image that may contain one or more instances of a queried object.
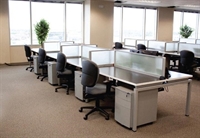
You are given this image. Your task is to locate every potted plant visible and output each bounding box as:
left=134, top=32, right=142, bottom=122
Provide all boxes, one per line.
left=179, top=24, right=193, bottom=38
left=34, top=19, right=50, bottom=48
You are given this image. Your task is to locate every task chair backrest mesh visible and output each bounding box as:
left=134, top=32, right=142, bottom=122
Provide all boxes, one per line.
left=180, top=50, right=194, bottom=66
left=81, top=60, right=99, bottom=87
left=56, top=52, right=66, bottom=72
left=38, top=48, right=46, bottom=64
left=114, top=42, right=123, bottom=49
left=137, top=44, right=146, bottom=50
left=24, top=45, right=32, bottom=58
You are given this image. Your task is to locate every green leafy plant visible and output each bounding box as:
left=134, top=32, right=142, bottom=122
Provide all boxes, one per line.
left=179, top=25, right=193, bottom=38
left=34, top=19, right=50, bottom=48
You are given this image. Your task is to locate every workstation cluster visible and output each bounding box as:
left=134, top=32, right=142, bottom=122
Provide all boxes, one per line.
left=25, top=41, right=193, bottom=132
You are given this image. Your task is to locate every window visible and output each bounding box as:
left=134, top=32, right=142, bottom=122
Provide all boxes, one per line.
left=183, top=12, right=198, bottom=39
left=113, top=6, right=157, bottom=42
left=31, top=1, right=65, bottom=44
left=123, top=7, right=144, bottom=40
left=145, top=9, right=157, bottom=40
left=113, top=6, right=122, bottom=42
left=173, top=11, right=182, bottom=41
left=66, top=3, right=83, bottom=43
left=9, top=0, right=31, bottom=45
left=9, top=0, right=83, bottom=46
left=173, top=11, right=200, bottom=40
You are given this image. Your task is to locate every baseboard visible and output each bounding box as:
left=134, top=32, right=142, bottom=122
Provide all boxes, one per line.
left=4, top=62, right=29, bottom=66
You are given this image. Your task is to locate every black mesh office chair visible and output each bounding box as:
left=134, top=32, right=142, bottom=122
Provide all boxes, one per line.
left=37, top=48, right=48, bottom=81
left=24, top=45, right=34, bottom=72
left=55, top=52, right=73, bottom=95
left=179, top=50, right=198, bottom=74
left=113, top=42, right=123, bottom=49
left=79, top=59, right=113, bottom=120
left=137, top=44, right=146, bottom=50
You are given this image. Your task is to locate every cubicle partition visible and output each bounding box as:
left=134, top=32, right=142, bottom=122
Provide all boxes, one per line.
left=114, top=51, right=166, bottom=78
left=147, top=40, right=166, bottom=51
left=136, top=39, right=149, bottom=47
left=61, top=44, right=81, bottom=58
left=43, top=41, right=60, bottom=52
left=179, top=38, right=196, bottom=44
left=196, top=39, right=200, bottom=44
left=89, top=50, right=114, bottom=67
left=178, top=43, right=200, bottom=57
left=165, top=42, right=178, bottom=52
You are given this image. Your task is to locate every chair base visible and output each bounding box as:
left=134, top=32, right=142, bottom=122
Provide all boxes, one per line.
left=79, top=97, right=113, bottom=120
left=55, top=85, right=69, bottom=95
left=37, top=74, right=48, bottom=81
left=26, top=66, right=34, bottom=72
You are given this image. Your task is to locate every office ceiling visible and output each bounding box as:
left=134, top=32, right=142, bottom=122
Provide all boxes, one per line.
left=111, top=0, right=200, bottom=11
left=40, top=0, right=200, bottom=11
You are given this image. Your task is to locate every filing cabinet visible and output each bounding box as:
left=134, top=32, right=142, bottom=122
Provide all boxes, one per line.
left=75, top=71, right=84, bottom=101
left=33, top=56, right=41, bottom=75
left=48, top=62, right=58, bottom=85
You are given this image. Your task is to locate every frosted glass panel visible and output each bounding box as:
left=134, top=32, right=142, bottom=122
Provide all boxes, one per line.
left=179, top=38, right=196, bottom=44
left=178, top=43, right=200, bottom=56
left=196, top=39, right=200, bottom=44
left=165, top=42, right=178, bottom=52
left=61, top=45, right=80, bottom=57
left=115, top=51, right=165, bottom=77
left=44, top=42, right=60, bottom=52
left=136, top=40, right=148, bottom=46
left=60, top=41, right=74, bottom=45
left=90, top=50, right=114, bottom=66
left=81, top=45, right=103, bottom=59
left=148, top=41, right=165, bottom=51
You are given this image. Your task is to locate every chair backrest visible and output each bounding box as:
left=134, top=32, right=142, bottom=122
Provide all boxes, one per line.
left=81, top=60, right=99, bottom=87
left=38, top=48, right=46, bottom=64
left=137, top=44, right=146, bottom=50
left=130, top=49, right=139, bottom=53
left=114, top=42, right=123, bottom=49
left=56, top=52, right=66, bottom=72
left=180, top=50, right=194, bottom=66
left=24, top=45, right=32, bottom=58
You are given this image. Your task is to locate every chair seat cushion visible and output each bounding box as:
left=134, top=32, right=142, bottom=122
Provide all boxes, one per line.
left=57, top=69, right=72, bottom=78
left=85, top=83, right=107, bottom=95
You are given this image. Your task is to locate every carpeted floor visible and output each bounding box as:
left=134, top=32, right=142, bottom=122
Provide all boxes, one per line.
left=0, top=64, right=200, bottom=138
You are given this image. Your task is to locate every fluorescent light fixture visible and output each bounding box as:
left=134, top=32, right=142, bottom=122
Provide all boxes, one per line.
left=136, top=0, right=160, bottom=3
left=183, top=5, right=200, bottom=8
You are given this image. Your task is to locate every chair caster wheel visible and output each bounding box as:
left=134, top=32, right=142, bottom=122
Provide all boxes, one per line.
left=84, top=116, right=87, bottom=120
left=37, top=76, right=39, bottom=79
left=79, top=108, right=82, bottom=112
left=55, top=89, right=57, bottom=92
left=105, top=117, right=109, bottom=120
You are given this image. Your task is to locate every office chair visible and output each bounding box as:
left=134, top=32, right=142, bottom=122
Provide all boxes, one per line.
left=55, top=52, right=73, bottom=95
left=113, top=42, right=123, bottom=49
left=179, top=50, right=198, bottom=75
left=137, top=44, right=146, bottom=51
left=24, top=45, right=34, bottom=72
left=79, top=59, right=113, bottom=120
left=37, top=48, right=48, bottom=81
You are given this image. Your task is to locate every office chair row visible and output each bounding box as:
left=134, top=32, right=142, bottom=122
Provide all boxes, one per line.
left=24, top=45, right=114, bottom=120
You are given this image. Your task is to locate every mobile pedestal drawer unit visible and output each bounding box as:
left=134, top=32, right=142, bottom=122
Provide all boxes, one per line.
left=115, top=86, right=158, bottom=129
left=75, top=71, right=84, bottom=101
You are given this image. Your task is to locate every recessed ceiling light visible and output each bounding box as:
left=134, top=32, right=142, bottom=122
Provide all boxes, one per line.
left=136, top=0, right=160, bottom=3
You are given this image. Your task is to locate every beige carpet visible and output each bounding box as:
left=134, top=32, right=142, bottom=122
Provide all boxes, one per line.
left=0, top=65, right=200, bottom=138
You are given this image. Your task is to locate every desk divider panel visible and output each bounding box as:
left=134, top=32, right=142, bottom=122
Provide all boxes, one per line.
left=124, top=38, right=137, bottom=47
left=43, top=41, right=60, bottom=52
left=136, top=39, right=149, bottom=47
left=196, top=39, right=200, bottom=44
left=178, top=43, right=200, bottom=56
left=148, top=40, right=166, bottom=51
left=89, top=50, right=114, bottom=66
left=60, top=41, right=74, bottom=45
left=179, top=38, right=196, bottom=44
left=165, top=42, right=178, bottom=52
left=81, top=44, right=103, bottom=59
left=115, top=51, right=166, bottom=78
left=61, top=44, right=81, bottom=58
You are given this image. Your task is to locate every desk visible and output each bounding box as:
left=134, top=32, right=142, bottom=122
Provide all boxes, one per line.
left=31, top=48, right=192, bottom=132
